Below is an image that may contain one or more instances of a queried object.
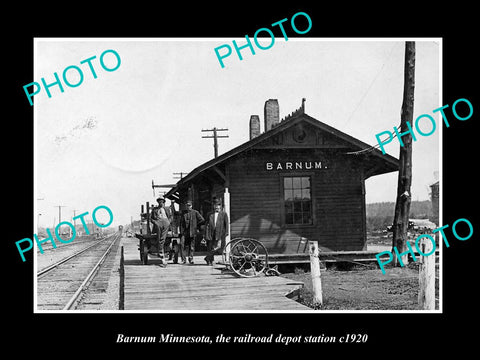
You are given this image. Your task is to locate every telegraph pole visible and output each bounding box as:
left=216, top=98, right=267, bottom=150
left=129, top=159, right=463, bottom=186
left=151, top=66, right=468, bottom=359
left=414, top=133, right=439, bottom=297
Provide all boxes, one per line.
left=54, top=205, right=66, bottom=236
left=201, top=127, right=229, bottom=158
left=392, top=41, right=415, bottom=267
left=37, top=198, right=44, bottom=231
left=54, top=205, right=66, bottom=224
left=173, top=172, right=188, bottom=180
left=73, top=209, right=78, bottom=233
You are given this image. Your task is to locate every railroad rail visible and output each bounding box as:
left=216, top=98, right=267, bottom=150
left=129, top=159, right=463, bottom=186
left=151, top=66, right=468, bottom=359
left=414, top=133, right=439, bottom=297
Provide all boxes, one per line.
left=36, top=232, right=121, bottom=310
left=35, top=234, right=103, bottom=253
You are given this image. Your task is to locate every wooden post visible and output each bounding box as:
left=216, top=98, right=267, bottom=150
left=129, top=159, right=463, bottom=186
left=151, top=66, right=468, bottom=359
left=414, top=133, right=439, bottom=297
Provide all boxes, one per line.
left=119, top=245, right=124, bottom=310
left=392, top=41, right=415, bottom=266
left=418, top=237, right=435, bottom=310
left=309, top=241, right=323, bottom=306
left=223, top=187, right=231, bottom=261
left=146, top=201, right=151, bottom=235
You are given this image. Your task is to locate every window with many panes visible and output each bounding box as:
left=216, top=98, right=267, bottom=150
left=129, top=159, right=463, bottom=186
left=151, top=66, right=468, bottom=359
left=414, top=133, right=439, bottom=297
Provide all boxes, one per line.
left=283, top=176, right=312, bottom=225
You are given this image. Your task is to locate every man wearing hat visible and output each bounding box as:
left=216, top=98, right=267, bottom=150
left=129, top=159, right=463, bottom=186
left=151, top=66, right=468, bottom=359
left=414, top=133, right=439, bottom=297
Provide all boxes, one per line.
left=180, top=200, right=205, bottom=264
left=150, top=197, right=170, bottom=265
left=204, top=199, right=229, bottom=265
left=167, top=199, right=182, bottom=263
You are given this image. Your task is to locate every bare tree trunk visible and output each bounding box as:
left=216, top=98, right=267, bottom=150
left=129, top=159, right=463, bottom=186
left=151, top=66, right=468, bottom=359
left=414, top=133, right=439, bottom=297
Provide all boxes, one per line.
left=392, top=42, right=415, bottom=266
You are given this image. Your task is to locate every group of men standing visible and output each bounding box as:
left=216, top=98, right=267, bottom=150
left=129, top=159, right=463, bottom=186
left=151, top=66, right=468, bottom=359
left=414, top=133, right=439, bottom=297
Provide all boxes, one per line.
left=149, top=196, right=229, bottom=266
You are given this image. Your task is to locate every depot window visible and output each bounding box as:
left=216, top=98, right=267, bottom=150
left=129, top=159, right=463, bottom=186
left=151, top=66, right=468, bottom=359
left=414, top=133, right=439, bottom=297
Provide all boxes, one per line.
left=283, top=176, right=312, bottom=225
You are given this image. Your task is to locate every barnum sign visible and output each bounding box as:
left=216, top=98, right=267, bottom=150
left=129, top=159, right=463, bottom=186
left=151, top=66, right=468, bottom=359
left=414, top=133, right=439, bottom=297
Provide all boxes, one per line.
left=265, top=161, right=325, bottom=171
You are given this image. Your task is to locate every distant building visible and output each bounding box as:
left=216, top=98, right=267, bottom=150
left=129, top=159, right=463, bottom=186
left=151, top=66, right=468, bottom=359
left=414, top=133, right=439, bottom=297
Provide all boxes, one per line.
left=430, top=181, right=439, bottom=225
left=75, top=221, right=97, bottom=236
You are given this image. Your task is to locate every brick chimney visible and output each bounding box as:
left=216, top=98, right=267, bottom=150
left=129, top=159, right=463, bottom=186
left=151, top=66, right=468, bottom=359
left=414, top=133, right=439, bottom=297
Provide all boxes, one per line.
left=249, top=115, right=261, bottom=140
left=264, top=99, right=279, bottom=132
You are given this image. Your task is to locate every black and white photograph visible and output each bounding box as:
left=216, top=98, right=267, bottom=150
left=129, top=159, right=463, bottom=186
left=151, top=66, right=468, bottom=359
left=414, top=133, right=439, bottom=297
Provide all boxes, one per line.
left=32, top=38, right=441, bottom=313
left=6, top=4, right=479, bottom=353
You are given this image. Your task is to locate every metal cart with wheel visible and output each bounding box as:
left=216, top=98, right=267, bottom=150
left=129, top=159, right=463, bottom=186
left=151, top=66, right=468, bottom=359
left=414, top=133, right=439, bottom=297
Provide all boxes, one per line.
left=222, top=237, right=280, bottom=277
left=135, top=233, right=173, bottom=265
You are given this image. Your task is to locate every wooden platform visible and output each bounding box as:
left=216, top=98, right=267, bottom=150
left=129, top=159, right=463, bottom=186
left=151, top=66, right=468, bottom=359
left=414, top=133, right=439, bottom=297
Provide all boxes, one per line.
left=121, top=238, right=309, bottom=311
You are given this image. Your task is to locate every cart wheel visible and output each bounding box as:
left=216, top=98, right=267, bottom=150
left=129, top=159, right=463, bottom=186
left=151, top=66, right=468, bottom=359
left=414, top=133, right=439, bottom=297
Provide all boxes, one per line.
left=229, top=238, right=268, bottom=277
left=142, top=242, right=149, bottom=265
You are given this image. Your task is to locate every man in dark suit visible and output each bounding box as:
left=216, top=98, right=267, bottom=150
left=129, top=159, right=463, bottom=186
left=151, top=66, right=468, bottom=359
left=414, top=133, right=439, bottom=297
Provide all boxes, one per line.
left=167, top=199, right=182, bottom=263
left=204, top=199, right=229, bottom=265
left=180, top=200, right=205, bottom=264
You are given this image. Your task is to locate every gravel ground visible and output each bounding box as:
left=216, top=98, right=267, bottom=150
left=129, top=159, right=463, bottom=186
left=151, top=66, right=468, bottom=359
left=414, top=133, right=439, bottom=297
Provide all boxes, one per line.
left=96, top=240, right=122, bottom=310
left=281, top=265, right=423, bottom=310
left=280, top=232, right=440, bottom=311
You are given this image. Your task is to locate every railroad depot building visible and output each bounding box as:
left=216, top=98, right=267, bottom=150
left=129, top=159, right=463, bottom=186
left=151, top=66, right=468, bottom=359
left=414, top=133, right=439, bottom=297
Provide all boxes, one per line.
left=165, top=99, right=399, bottom=254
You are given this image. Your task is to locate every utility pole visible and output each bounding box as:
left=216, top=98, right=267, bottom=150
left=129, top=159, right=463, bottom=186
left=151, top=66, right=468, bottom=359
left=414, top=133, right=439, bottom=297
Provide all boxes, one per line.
left=54, top=205, right=66, bottom=236
left=37, top=198, right=44, bottom=231
left=201, top=127, right=229, bottom=158
left=73, top=209, right=78, bottom=233
left=54, top=205, right=66, bottom=224
left=173, top=172, right=188, bottom=180
left=392, top=41, right=415, bottom=267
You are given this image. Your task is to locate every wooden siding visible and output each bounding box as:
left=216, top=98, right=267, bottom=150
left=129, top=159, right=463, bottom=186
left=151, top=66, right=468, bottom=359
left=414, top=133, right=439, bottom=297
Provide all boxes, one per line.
left=228, top=148, right=366, bottom=254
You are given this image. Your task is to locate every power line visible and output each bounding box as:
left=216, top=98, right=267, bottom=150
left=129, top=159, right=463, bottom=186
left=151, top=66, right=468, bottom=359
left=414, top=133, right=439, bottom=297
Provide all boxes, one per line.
left=343, top=43, right=399, bottom=128
left=345, top=123, right=400, bottom=155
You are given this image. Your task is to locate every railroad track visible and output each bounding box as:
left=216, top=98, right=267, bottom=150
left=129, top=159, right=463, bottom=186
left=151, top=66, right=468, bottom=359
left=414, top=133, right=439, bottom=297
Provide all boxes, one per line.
left=36, top=235, right=105, bottom=253
left=36, top=232, right=121, bottom=311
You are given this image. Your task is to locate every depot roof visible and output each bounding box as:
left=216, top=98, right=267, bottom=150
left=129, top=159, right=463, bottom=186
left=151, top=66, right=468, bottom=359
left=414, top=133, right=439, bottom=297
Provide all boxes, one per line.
left=165, top=111, right=399, bottom=198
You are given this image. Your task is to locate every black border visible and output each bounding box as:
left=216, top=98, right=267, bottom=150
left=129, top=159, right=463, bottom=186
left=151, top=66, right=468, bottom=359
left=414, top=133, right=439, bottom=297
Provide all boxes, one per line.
left=6, top=3, right=479, bottom=354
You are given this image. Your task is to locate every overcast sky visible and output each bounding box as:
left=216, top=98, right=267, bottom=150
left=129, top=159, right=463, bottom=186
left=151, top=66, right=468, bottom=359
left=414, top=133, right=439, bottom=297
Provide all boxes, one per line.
left=34, top=38, right=440, bottom=228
